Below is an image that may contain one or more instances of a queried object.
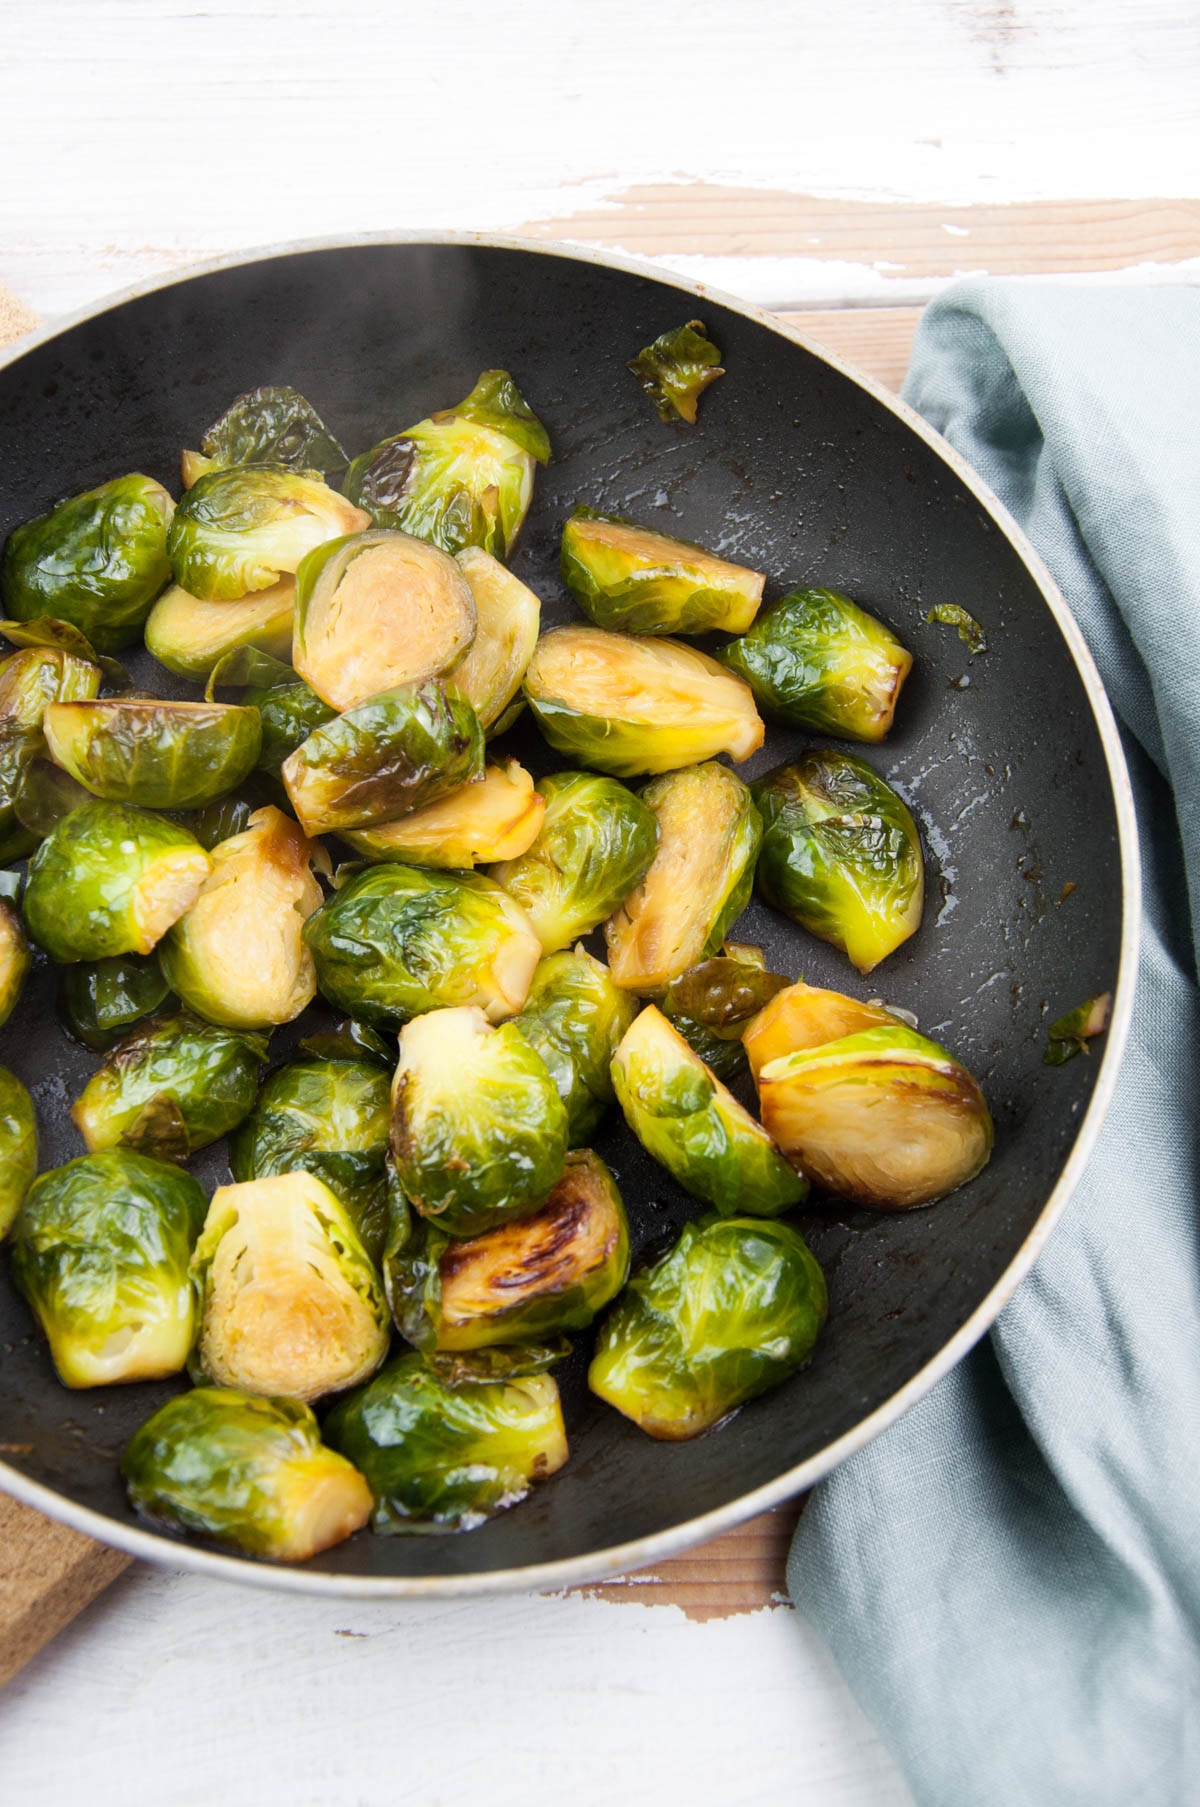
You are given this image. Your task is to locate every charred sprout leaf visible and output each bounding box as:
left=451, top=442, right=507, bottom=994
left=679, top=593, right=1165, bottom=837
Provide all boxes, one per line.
left=168, top=465, right=369, bottom=601
left=58, top=951, right=172, bottom=1052
left=122, top=1388, right=372, bottom=1561
left=661, top=947, right=790, bottom=1083
left=0, top=1066, right=37, bottom=1240
left=1044, top=992, right=1112, bottom=1066
left=0, top=616, right=130, bottom=691
left=43, top=698, right=261, bottom=810
left=589, top=1216, right=826, bottom=1439
left=422, top=1341, right=572, bottom=1388
left=627, top=320, right=724, bottom=425
left=11, top=1150, right=207, bottom=1386
left=511, top=948, right=639, bottom=1144
left=391, top=1005, right=568, bottom=1237
left=0, top=644, right=103, bottom=859
left=341, top=760, right=545, bottom=869
left=561, top=507, right=763, bottom=636
left=927, top=603, right=988, bottom=654
left=71, top=1012, right=267, bottom=1159
left=719, top=587, right=913, bottom=742
left=145, top=578, right=295, bottom=681
left=323, top=1351, right=568, bottom=1534
left=201, top=386, right=348, bottom=475
left=0, top=897, right=31, bottom=1027
left=449, top=548, right=540, bottom=733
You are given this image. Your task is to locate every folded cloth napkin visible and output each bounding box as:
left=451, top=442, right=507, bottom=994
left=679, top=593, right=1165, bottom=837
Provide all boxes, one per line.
left=788, top=281, right=1200, bottom=1807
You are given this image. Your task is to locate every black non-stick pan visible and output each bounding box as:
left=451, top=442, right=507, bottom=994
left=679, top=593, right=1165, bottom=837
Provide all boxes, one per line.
left=0, top=236, right=1138, bottom=1596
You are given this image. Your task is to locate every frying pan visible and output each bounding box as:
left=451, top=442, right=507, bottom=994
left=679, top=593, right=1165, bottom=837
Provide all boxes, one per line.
left=0, top=235, right=1139, bottom=1596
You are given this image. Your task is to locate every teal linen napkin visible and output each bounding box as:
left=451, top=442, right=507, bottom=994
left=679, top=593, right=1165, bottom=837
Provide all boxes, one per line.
left=787, top=281, right=1200, bottom=1805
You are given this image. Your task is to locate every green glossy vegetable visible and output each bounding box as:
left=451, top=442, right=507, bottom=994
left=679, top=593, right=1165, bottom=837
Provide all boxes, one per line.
left=627, top=319, right=724, bottom=425
left=524, top=626, right=763, bottom=777
left=22, top=802, right=212, bottom=962
left=489, top=769, right=658, bottom=955
left=58, top=951, right=172, bottom=1051
left=449, top=547, right=540, bottom=732
left=606, top=762, right=761, bottom=994
left=589, top=1216, right=826, bottom=1439
left=511, top=948, right=639, bottom=1143
left=323, top=1352, right=568, bottom=1533
left=561, top=508, right=763, bottom=636
left=10, top=1150, right=207, bottom=1387
left=927, top=603, right=987, bottom=654
left=0, top=644, right=102, bottom=860
left=719, top=588, right=913, bottom=742
left=191, top=1171, right=390, bottom=1403
left=207, top=646, right=337, bottom=779
left=304, top=862, right=541, bottom=1027
left=661, top=945, right=790, bottom=1083
left=167, top=465, right=369, bottom=601
left=339, top=759, right=545, bottom=868
left=344, top=370, right=550, bottom=560
left=200, top=385, right=348, bottom=475
left=175, top=795, right=257, bottom=851
left=122, top=1388, right=372, bottom=1561
left=145, top=577, right=295, bottom=680
left=1, top=475, right=174, bottom=651
left=43, top=698, right=261, bottom=809
left=71, top=1012, right=266, bottom=1162
left=0, top=1066, right=37, bottom=1240
left=391, top=1005, right=568, bottom=1236
left=0, top=896, right=31, bottom=1026
left=1044, top=991, right=1111, bottom=1066
left=0, top=614, right=128, bottom=690
left=752, top=751, right=923, bottom=974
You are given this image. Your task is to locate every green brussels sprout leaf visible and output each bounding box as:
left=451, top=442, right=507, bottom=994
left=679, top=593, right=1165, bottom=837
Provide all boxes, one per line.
left=926, top=603, right=988, bottom=654
left=298, top=1019, right=393, bottom=1066
left=423, top=1339, right=573, bottom=1390
left=58, top=951, right=173, bottom=1052
left=201, top=385, right=348, bottom=474
left=1044, top=992, right=1111, bottom=1065
left=0, top=616, right=130, bottom=690
left=627, top=320, right=724, bottom=425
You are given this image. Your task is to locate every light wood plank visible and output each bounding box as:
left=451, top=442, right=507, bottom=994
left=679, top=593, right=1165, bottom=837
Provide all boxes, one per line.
left=573, top=1500, right=804, bottom=1621
left=780, top=307, right=923, bottom=393
left=0, top=1493, right=130, bottom=1688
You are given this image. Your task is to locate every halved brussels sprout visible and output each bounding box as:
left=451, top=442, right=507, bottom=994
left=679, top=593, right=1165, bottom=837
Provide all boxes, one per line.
left=207, top=646, right=337, bottom=779
left=561, top=508, right=764, bottom=636
left=605, top=762, right=761, bottom=994
left=752, top=752, right=923, bottom=974
left=387, top=1149, right=629, bottom=1351
left=489, top=770, right=658, bottom=955
left=391, top=1005, right=568, bottom=1236
left=145, top=578, right=295, bottom=680
left=122, top=1388, right=372, bottom=1561
left=71, top=1012, right=267, bottom=1161
left=282, top=681, right=483, bottom=836
left=661, top=945, right=790, bottom=1083
left=191, top=1171, right=390, bottom=1403
left=304, top=863, right=541, bottom=1027
left=524, top=626, right=763, bottom=777
left=0, top=1066, right=37, bottom=1240
left=323, top=1351, right=568, bottom=1534
left=612, top=1006, right=806, bottom=1216
left=167, top=465, right=369, bottom=601
left=588, top=1215, right=826, bottom=1440
left=0, top=895, right=31, bottom=1027
left=43, top=698, right=262, bottom=810
left=340, top=760, right=545, bottom=868
left=1, top=475, right=174, bottom=651
left=511, top=947, right=639, bottom=1144
left=200, top=385, right=348, bottom=475
left=450, top=547, right=541, bottom=733
left=0, top=644, right=103, bottom=860
left=10, top=1149, right=208, bottom=1387
left=743, top=979, right=898, bottom=1082
left=627, top=320, right=724, bottom=425
left=719, top=588, right=913, bottom=742
left=159, top=806, right=327, bottom=1030
left=343, top=370, right=550, bottom=560
left=58, top=951, right=173, bottom=1051
left=23, top=802, right=212, bottom=962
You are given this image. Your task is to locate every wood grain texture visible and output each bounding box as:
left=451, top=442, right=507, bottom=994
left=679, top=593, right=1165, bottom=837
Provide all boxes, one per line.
left=572, top=1500, right=804, bottom=1621
left=0, top=1493, right=129, bottom=1688
left=780, top=309, right=923, bottom=393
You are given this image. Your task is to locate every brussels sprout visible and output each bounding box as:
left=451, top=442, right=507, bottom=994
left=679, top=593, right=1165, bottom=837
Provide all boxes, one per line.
left=0, top=895, right=31, bottom=1027
left=927, top=603, right=987, bottom=654
left=450, top=547, right=541, bottom=733
left=524, top=626, right=763, bottom=777
left=719, top=588, right=913, bottom=742
left=167, top=465, right=370, bottom=601
left=0, top=614, right=127, bottom=689
left=207, top=646, right=337, bottom=780
left=344, top=370, right=550, bottom=560
left=58, top=951, right=173, bottom=1051
left=661, top=946, right=790, bottom=1083
left=743, top=979, right=900, bottom=1083
left=752, top=752, right=923, bottom=974
left=191, top=1172, right=390, bottom=1403
left=1, top=475, right=174, bottom=651
left=145, top=578, right=295, bottom=681
left=388, top=1149, right=628, bottom=1353
left=1044, top=992, right=1111, bottom=1066
left=0, top=1066, right=37, bottom=1240
left=23, top=802, right=212, bottom=962
left=0, top=644, right=103, bottom=860
left=511, top=948, right=639, bottom=1144
left=122, top=1388, right=372, bottom=1561
left=324, top=1352, right=568, bottom=1534
left=159, top=806, right=327, bottom=1030
left=489, top=770, right=658, bottom=955
left=10, top=1150, right=207, bottom=1387
left=201, top=385, right=348, bottom=475
left=391, top=1005, right=568, bottom=1236
left=605, top=762, right=761, bottom=994
left=71, top=1012, right=267, bottom=1161
left=304, top=863, right=541, bottom=1027
left=627, top=319, right=724, bottom=425
left=561, top=508, right=764, bottom=637
left=43, top=698, right=262, bottom=810
left=292, top=529, right=476, bottom=712
left=588, top=1215, right=826, bottom=1440
left=340, top=760, right=545, bottom=868
left=281, top=681, right=483, bottom=837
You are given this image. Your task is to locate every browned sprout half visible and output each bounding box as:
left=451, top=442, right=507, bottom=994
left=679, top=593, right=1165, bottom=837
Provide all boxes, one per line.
left=340, top=760, right=546, bottom=868
left=144, top=577, right=295, bottom=681
left=450, top=547, right=542, bottom=733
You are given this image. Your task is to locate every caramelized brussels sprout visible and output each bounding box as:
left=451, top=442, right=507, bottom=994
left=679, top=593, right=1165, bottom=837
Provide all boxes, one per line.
left=207, top=646, right=337, bottom=778
left=10, top=1150, right=207, bottom=1386
left=606, top=762, right=761, bottom=994
left=344, top=370, right=550, bottom=559
left=627, top=320, right=724, bottom=425
left=743, top=979, right=897, bottom=1081
left=391, top=1005, right=568, bottom=1236
left=340, top=760, right=545, bottom=868
left=167, top=465, right=369, bottom=601
left=660, top=945, right=790, bottom=1082
left=71, top=1012, right=267, bottom=1161
left=0, top=1066, right=37, bottom=1240
left=123, top=1388, right=372, bottom=1561
left=511, top=948, right=639, bottom=1144
left=191, top=1172, right=390, bottom=1403
left=23, top=803, right=212, bottom=962
left=323, top=1352, right=568, bottom=1534
left=719, top=588, right=913, bottom=742
left=0, top=895, right=31, bottom=1026
left=1, top=475, right=174, bottom=651
left=752, top=752, right=923, bottom=974
left=0, top=644, right=102, bottom=859
left=43, top=698, right=261, bottom=810
left=449, top=547, right=541, bottom=732
left=58, top=951, right=172, bottom=1051
left=145, top=577, right=295, bottom=680
left=282, top=681, right=483, bottom=836
left=293, top=528, right=476, bottom=712
left=524, top=626, right=763, bottom=777
left=200, top=385, right=348, bottom=475
left=561, top=508, right=763, bottom=636
left=589, top=1215, right=826, bottom=1439
left=304, top=863, right=541, bottom=1027
left=387, top=1149, right=629, bottom=1351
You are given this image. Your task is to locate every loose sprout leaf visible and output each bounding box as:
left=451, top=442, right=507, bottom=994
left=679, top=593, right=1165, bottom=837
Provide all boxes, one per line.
left=627, top=320, right=724, bottom=425
left=663, top=955, right=790, bottom=1034
left=201, top=385, right=349, bottom=475
left=298, top=1020, right=393, bottom=1066
left=13, top=756, right=94, bottom=836
left=0, top=616, right=130, bottom=691
left=423, top=1339, right=573, bottom=1389
left=1044, top=991, right=1112, bottom=1065
left=58, top=952, right=173, bottom=1052
left=206, top=645, right=296, bottom=700
left=926, top=603, right=988, bottom=654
